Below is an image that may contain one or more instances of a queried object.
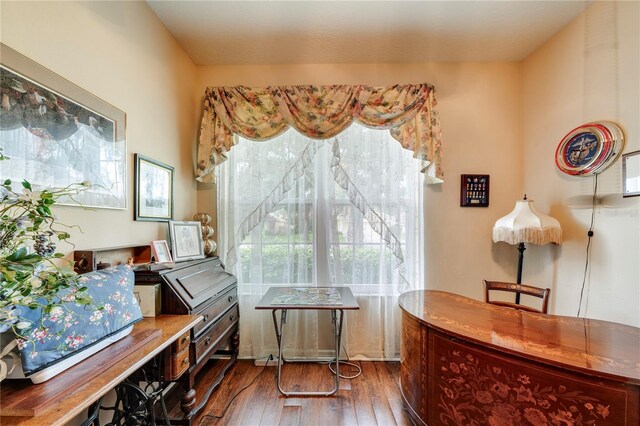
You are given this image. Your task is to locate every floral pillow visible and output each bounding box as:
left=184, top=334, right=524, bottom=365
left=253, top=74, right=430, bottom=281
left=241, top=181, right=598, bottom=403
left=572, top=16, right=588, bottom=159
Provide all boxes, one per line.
left=15, top=265, right=142, bottom=375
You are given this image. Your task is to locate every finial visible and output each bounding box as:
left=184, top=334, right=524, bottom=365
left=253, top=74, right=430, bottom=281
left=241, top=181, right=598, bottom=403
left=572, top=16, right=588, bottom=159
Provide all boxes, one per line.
left=523, top=194, right=528, bottom=200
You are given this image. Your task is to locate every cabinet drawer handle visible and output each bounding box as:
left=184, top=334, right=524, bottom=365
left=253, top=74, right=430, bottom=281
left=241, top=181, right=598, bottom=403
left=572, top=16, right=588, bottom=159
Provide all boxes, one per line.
left=182, top=358, right=189, bottom=365
left=205, top=337, right=211, bottom=346
left=181, top=336, right=189, bottom=344
left=228, top=295, right=233, bottom=302
left=229, top=315, right=234, bottom=322
left=203, top=314, right=209, bottom=322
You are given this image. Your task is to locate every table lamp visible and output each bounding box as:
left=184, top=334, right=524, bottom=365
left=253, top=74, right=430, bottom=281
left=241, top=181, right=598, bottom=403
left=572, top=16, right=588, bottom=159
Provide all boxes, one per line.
left=492, top=195, right=562, bottom=304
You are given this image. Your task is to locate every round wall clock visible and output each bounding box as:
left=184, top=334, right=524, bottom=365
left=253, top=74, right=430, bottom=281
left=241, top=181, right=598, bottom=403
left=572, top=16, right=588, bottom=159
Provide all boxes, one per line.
left=555, top=121, right=624, bottom=176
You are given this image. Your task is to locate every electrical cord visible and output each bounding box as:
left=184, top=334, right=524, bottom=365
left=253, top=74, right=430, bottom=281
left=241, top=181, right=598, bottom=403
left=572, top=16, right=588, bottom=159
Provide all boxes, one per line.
left=327, top=360, right=362, bottom=380
left=197, top=354, right=273, bottom=425
left=198, top=341, right=361, bottom=425
left=577, top=174, right=598, bottom=317
left=318, top=336, right=362, bottom=380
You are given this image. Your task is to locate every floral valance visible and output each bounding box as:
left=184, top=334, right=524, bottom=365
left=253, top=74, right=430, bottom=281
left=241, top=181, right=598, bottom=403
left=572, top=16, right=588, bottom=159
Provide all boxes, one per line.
left=196, top=84, right=443, bottom=184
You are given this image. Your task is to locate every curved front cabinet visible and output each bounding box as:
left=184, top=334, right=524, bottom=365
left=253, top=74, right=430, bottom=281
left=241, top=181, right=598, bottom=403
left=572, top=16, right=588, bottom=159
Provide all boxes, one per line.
left=399, top=291, right=640, bottom=426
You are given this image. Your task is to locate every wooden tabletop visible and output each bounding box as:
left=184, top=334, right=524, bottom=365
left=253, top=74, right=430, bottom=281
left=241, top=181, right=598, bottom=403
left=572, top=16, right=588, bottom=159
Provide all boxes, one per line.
left=255, top=287, right=360, bottom=310
left=399, top=290, right=640, bottom=385
left=1, top=315, right=201, bottom=426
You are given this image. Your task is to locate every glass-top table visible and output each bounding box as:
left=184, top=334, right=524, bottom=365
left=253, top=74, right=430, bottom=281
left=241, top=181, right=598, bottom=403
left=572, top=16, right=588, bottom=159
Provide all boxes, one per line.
left=255, top=286, right=360, bottom=396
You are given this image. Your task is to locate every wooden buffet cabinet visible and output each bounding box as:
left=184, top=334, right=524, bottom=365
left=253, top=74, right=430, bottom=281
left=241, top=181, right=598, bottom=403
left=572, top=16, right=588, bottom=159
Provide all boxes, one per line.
left=399, top=291, right=640, bottom=426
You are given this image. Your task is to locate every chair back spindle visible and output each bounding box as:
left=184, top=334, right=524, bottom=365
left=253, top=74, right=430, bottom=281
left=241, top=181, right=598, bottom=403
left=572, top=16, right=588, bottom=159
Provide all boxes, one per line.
left=483, top=280, right=550, bottom=314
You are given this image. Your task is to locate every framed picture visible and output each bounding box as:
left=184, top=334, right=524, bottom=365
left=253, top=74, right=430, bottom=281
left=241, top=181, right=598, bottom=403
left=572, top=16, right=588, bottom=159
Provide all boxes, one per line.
left=150, top=240, right=173, bottom=263
left=622, top=150, right=640, bottom=198
left=168, top=221, right=205, bottom=262
left=134, top=154, right=174, bottom=221
left=460, top=174, right=490, bottom=207
left=0, top=43, right=126, bottom=209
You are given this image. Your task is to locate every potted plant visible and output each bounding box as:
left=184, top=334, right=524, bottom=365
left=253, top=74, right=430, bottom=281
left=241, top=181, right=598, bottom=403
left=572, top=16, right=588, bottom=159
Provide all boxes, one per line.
left=0, top=148, right=95, bottom=368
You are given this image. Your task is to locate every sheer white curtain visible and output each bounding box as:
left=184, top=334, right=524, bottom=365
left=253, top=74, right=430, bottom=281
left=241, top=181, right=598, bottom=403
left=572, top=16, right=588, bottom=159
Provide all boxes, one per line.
left=217, top=123, right=423, bottom=360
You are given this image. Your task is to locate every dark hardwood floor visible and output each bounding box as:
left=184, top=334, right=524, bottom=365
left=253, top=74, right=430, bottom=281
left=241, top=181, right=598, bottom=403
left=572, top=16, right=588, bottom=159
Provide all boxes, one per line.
left=194, top=360, right=412, bottom=426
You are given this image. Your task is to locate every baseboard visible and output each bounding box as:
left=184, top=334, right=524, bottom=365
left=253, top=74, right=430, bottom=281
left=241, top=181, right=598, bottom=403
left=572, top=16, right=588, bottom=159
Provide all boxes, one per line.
left=254, top=357, right=279, bottom=367
left=242, top=355, right=400, bottom=363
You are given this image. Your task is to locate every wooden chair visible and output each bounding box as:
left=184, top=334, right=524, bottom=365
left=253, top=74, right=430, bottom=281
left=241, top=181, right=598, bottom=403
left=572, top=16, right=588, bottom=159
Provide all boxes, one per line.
left=483, top=280, right=550, bottom=314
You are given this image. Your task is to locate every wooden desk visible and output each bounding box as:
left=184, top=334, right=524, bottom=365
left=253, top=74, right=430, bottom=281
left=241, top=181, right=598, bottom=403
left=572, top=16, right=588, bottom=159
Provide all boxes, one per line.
left=399, top=291, right=640, bottom=426
left=0, top=315, right=201, bottom=426
left=255, top=287, right=359, bottom=396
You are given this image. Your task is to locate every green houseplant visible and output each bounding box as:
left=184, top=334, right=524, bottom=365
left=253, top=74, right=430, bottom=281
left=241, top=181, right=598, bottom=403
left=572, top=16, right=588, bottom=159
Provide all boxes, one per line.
left=0, top=149, right=94, bottom=341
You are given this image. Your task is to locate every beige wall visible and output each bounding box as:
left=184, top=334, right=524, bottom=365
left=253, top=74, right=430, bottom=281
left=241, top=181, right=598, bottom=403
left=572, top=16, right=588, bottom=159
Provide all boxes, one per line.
left=1, top=1, right=199, bottom=255
left=2, top=1, right=635, bottom=329
left=522, top=1, right=640, bottom=326
left=195, top=2, right=639, bottom=327
left=195, top=63, right=524, bottom=299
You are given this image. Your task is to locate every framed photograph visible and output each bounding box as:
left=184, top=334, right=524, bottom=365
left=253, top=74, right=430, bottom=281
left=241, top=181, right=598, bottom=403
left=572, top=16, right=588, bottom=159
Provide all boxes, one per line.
left=168, top=221, right=205, bottom=262
left=622, top=150, right=640, bottom=198
left=460, top=174, right=490, bottom=207
left=134, top=154, right=174, bottom=221
left=150, top=240, right=173, bottom=263
left=0, top=43, right=126, bottom=209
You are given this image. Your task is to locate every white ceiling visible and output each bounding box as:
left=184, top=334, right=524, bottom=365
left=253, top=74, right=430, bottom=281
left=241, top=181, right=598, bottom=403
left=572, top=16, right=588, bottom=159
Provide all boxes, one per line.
left=146, top=1, right=590, bottom=65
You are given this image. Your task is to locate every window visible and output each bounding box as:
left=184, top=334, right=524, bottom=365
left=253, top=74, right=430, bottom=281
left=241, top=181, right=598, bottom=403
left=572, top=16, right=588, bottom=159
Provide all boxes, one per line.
left=218, top=123, right=423, bottom=359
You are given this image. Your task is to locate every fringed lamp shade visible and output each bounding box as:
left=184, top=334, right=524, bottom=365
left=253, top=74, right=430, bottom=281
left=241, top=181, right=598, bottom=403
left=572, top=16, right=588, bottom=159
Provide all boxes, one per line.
left=492, top=197, right=562, bottom=299
left=493, top=199, right=562, bottom=245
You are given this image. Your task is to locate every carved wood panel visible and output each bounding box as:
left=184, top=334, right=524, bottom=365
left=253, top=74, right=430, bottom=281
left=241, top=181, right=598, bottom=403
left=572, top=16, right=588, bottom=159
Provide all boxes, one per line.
left=429, top=331, right=639, bottom=426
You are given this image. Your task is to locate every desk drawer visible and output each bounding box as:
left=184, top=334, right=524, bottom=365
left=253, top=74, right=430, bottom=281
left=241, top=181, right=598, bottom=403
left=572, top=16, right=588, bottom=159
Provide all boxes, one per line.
left=172, top=331, right=190, bottom=353
left=193, top=305, right=239, bottom=364
left=168, top=346, right=190, bottom=381
left=193, top=287, right=237, bottom=337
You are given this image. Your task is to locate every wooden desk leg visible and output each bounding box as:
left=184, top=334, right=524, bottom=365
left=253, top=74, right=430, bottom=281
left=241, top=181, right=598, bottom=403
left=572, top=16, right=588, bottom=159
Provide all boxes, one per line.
left=180, top=377, right=196, bottom=416
left=232, top=331, right=240, bottom=355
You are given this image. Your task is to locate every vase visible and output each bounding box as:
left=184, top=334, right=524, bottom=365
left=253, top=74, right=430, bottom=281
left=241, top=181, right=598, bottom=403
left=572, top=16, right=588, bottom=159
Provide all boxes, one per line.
left=201, top=225, right=214, bottom=239
left=203, top=239, right=217, bottom=256
left=193, top=212, right=212, bottom=226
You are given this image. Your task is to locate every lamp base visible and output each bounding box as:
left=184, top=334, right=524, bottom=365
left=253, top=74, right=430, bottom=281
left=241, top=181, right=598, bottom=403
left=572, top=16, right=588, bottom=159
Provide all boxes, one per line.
left=516, top=242, right=526, bottom=304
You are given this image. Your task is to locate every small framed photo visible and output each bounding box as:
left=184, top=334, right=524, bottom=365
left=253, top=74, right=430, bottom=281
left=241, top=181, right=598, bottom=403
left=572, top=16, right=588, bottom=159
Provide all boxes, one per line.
left=134, top=154, right=174, bottom=221
left=622, top=150, right=640, bottom=197
left=168, top=221, right=205, bottom=262
left=150, top=240, right=173, bottom=263
left=460, top=174, right=490, bottom=207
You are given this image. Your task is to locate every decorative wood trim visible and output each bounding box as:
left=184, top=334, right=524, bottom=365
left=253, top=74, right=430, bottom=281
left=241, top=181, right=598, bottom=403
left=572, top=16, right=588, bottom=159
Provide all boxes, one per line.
left=1, top=328, right=160, bottom=417
left=399, top=290, right=640, bottom=383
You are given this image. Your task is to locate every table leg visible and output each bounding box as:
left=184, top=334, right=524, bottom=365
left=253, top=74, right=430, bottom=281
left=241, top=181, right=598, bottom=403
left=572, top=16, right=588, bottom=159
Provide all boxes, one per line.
left=275, top=309, right=287, bottom=395
left=272, top=309, right=282, bottom=350
left=271, top=308, right=344, bottom=396
left=332, top=309, right=339, bottom=392
left=336, top=309, right=345, bottom=361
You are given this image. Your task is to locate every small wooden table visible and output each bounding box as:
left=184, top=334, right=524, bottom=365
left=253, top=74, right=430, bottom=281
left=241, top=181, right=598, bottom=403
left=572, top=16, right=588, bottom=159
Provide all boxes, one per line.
left=255, top=287, right=359, bottom=396
left=0, top=315, right=201, bottom=426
